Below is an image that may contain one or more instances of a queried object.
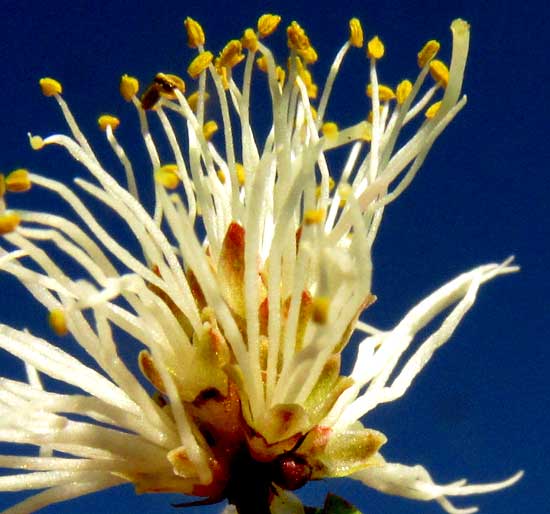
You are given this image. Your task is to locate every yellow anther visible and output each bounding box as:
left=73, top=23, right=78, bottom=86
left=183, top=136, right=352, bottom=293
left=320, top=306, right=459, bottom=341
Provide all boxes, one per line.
left=322, top=122, right=339, bottom=140
left=361, top=125, right=372, bottom=142
left=29, top=135, right=44, bottom=150
left=164, top=164, right=179, bottom=174
left=155, top=164, right=180, bottom=190
left=312, top=296, right=330, bottom=324
left=217, top=169, right=226, bottom=184
left=298, top=67, right=318, bottom=99
left=349, top=18, right=364, bottom=48
left=396, top=79, right=413, bottom=105
left=218, top=66, right=230, bottom=90
left=287, top=21, right=317, bottom=63
left=184, top=17, right=205, bottom=48
left=49, top=309, right=68, bottom=336
left=367, top=36, right=385, bottom=59
left=241, top=28, right=258, bottom=52
left=307, top=82, right=318, bottom=99
left=217, top=40, right=245, bottom=70
left=187, top=51, right=214, bottom=79
left=293, top=55, right=304, bottom=74
left=120, top=74, right=139, bottom=101
left=275, top=66, right=286, bottom=85
left=39, top=77, right=62, bottom=97
left=310, top=106, right=318, bottom=120
left=429, top=59, right=449, bottom=88
left=97, top=115, right=120, bottom=131
left=0, top=213, right=21, bottom=235
left=235, top=163, right=246, bottom=186
left=338, top=183, right=352, bottom=207
left=256, top=56, right=268, bottom=72
left=5, top=169, right=31, bottom=193
left=300, top=46, right=318, bottom=64
left=366, top=83, right=395, bottom=102
left=187, top=91, right=210, bottom=112
left=0, top=175, right=5, bottom=198
left=425, top=100, right=442, bottom=119
left=156, top=73, right=186, bottom=98
left=258, top=14, right=282, bottom=38
left=287, top=21, right=310, bottom=51
left=315, top=177, right=335, bottom=198
left=304, top=208, right=326, bottom=225
left=202, top=120, right=218, bottom=141
left=417, top=40, right=440, bottom=68
left=141, top=73, right=185, bottom=110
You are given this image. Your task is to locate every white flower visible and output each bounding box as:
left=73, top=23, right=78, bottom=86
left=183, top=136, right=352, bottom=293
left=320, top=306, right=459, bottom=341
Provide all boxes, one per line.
left=0, top=14, right=521, bottom=514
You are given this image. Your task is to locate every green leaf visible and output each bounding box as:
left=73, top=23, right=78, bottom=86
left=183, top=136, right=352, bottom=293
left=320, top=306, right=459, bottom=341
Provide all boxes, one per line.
left=321, top=493, right=362, bottom=514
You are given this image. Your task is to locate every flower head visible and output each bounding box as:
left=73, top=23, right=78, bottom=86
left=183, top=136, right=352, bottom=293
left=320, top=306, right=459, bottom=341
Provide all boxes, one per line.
left=0, top=14, right=521, bottom=514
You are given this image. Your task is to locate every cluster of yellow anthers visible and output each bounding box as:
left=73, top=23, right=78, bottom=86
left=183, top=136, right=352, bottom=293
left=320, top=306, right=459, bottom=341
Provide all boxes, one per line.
left=0, top=13, right=521, bottom=514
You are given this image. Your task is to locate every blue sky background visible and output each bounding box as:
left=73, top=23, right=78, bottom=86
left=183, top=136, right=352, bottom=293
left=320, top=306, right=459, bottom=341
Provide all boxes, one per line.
left=0, top=1, right=547, bottom=513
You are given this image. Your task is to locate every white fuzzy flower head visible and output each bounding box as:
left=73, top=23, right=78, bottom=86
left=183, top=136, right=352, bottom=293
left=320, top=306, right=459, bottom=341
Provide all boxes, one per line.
left=0, top=14, right=521, bottom=514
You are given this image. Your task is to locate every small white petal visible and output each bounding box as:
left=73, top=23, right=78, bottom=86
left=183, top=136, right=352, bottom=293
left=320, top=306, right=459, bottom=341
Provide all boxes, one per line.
left=337, top=260, right=517, bottom=427
left=0, top=325, right=138, bottom=415
left=353, top=460, right=523, bottom=514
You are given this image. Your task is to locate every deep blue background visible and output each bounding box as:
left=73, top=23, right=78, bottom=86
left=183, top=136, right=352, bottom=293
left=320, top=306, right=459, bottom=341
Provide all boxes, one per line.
left=0, top=1, right=547, bottom=513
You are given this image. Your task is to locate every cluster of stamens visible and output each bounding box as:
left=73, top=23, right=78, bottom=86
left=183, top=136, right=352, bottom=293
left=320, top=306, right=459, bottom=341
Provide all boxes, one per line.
left=0, top=13, right=483, bottom=514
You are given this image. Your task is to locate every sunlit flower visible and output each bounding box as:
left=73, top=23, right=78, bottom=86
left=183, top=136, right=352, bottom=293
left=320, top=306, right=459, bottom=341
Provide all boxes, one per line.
left=0, top=14, right=521, bottom=514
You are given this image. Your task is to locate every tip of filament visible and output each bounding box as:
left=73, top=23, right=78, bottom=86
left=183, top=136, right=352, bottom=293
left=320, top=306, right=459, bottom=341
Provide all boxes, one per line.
left=120, top=74, right=140, bottom=101
left=451, top=18, right=471, bottom=36
left=49, top=308, right=69, bottom=336
left=417, top=40, right=440, bottom=68
left=0, top=212, right=21, bottom=235
left=367, top=36, right=385, bottom=59
left=5, top=169, right=32, bottom=193
left=28, top=133, right=45, bottom=150
left=39, top=77, right=62, bottom=96
left=188, top=51, right=214, bottom=79
left=184, top=17, right=206, bottom=48
left=349, top=18, right=364, bottom=48
left=98, top=114, right=121, bottom=131
left=258, top=14, right=282, bottom=38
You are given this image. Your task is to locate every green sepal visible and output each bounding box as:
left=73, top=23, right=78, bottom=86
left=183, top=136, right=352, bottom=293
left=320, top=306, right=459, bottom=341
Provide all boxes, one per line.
left=322, top=494, right=362, bottom=514
left=304, top=493, right=363, bottom=514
